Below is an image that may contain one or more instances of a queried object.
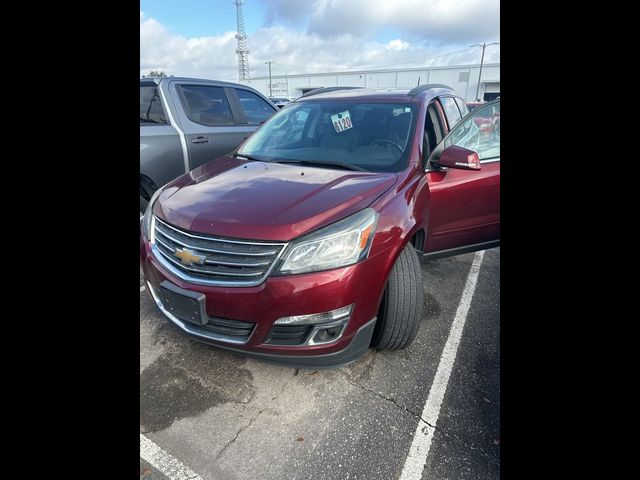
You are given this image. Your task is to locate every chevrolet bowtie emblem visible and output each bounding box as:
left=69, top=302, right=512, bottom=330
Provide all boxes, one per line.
left=174, top=248, right=206, bottom=265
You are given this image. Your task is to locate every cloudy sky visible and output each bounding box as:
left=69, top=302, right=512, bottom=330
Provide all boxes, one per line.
left=140, top=0, right=500, bottom=81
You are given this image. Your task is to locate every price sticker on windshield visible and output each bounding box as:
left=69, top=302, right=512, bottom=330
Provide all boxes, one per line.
left=331, top=110, right=353, bottom=133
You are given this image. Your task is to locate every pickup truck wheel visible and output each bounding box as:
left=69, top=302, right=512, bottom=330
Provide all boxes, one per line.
left=140, top=196, right=148, bottom=216
left=372, top=244, right=424, bottom=350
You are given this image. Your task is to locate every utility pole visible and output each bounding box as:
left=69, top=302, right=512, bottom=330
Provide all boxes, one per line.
left=234, top=0, right=250, bottom=81
left=265, top=60, right=273, bottom=97
left=470, top=42, right=499, bottom=101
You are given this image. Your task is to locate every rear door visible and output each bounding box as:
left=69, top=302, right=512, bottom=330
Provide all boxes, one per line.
left=169, top=81, right=256, bottom=170
left=424, top=100, right=500, bottom=253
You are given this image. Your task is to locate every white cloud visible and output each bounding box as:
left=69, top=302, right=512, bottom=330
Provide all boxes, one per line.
left=140, top=13, right=239, bottom=79
left=388, top=39, right=409, bottom=51
left=140, top=8, right=499, bottom=81
left=261, top=0, right=499, bottom=44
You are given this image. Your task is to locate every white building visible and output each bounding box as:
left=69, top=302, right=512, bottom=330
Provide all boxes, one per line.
left=242, top=63, right=500, bottom=101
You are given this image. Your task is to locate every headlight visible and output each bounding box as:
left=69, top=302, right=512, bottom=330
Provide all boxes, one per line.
left=275, top=208, right=378, bottom=275
left=142, top=188, right=163, bottom=240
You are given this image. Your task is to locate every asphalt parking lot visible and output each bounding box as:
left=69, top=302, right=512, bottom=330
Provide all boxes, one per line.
left=140, top=248, right=500, bottom=480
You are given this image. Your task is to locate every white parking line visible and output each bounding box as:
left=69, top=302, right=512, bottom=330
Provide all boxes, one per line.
left=399, top=250, right=485, bottom=480
left=140, top=285, right=146, bottom=293
left=140, top=434, right=202, bottom=480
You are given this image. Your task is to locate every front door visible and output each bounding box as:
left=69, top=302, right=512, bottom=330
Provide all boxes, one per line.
left=424, top=100, right=500, bottom=253
left=173, top=83, right=256, bottom=170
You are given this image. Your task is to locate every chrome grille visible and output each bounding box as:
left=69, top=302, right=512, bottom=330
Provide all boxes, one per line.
left=151, top=216, right=287, bottom=286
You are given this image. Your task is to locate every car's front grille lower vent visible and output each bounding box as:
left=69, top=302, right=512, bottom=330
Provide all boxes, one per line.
left=265, top=325, right=313, bottom=345
left=152, top=216, right=286, bottom=286
left=201, top=317, right=256, bottom=340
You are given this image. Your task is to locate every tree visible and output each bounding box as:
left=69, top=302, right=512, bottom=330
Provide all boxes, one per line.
left=142, top=70, right=168, bottom=78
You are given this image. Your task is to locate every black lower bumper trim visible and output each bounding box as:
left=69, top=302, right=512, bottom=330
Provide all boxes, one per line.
left=183, top=317, right=376, bottom=369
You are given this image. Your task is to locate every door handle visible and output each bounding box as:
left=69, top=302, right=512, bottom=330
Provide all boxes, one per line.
left=191, top=136, right=210, bottom=144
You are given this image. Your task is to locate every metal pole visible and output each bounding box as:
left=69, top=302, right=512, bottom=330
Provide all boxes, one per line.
left=475, top=43, right=486, bottom=101
left=265, top=61, right=273, bottom=97
left=470, top=42, right=499, bottom=101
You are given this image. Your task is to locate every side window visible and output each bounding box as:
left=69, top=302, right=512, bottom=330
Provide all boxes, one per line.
left=439, top=96, right=462, bottom=129
left=236, top=89, right=276, bottom=124
left=454, top=97, right=469, bottom=118
left=140, top=85, right=167, bottom=125
left=178, top=85, right=235, bottom=126
left=443, top=102, right=500, bottom=161
left=423, top=103, right=446, bottom=163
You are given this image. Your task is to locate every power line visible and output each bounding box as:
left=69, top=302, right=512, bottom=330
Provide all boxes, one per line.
left=260, top=46, right=489, bottom=75
left=358, top=47, right=480, bottom=69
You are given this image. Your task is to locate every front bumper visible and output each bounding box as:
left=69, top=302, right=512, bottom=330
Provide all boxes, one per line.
left=141, top=234, right=390, bottom=368
left=146, top=277, right=375, bottom=368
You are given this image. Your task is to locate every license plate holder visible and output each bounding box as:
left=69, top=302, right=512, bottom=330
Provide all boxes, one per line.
left=159, top=281, right=208, bottom=326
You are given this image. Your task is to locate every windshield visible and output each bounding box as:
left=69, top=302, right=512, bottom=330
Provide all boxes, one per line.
left=237, top=101, right=418, bottom=173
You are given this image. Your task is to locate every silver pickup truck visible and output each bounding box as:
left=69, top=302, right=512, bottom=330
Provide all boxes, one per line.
left=140, top=77, right=278, bottom=213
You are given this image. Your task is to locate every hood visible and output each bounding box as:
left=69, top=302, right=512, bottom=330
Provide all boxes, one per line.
left=154, top=156, right=397, bottom=241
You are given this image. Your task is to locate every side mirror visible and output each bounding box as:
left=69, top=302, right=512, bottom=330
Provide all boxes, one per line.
left=433, top=145, right=481, bottom=170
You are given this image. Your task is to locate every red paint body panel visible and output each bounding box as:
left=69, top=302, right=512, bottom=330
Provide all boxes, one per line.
left=154, top=157, right=397, bottom=241
left=424, top=161, right=500, bottom=251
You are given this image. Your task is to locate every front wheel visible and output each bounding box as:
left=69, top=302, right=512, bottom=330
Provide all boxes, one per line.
left=372, top=244, right=424, bottom=350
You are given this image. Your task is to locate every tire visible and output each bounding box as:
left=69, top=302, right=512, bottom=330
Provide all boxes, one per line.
left=140, top=196, right=149, bottom=216
left=372, top=243, right=424, bottom=350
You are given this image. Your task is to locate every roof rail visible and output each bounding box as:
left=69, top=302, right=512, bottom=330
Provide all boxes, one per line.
left=300, top=86, right=363, bottom=98
left=407, top=84, right=452, bottom=96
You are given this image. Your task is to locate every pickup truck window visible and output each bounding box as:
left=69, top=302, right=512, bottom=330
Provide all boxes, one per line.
left=178, top=85, right=235, bottom=127
left=140, top=85, right=167, bottom=125
left=439, top=96, right=463, bottom=129
left=236, top=89, right=276, bottom=124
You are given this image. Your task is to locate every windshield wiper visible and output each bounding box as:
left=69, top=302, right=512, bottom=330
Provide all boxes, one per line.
left=271, top=159, right=366, bottom=172
left=233, top=152, right=267, bottom=162
left=140, top=116, right=161, bottom=124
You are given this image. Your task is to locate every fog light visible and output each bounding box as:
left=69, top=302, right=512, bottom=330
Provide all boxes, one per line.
left=270, top=304, right=354, bottom=346
left=310, top=325, right=345, bottom=344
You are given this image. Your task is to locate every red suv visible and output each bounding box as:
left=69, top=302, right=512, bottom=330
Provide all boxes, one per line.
left=140, top=86, right=500, bottom=368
